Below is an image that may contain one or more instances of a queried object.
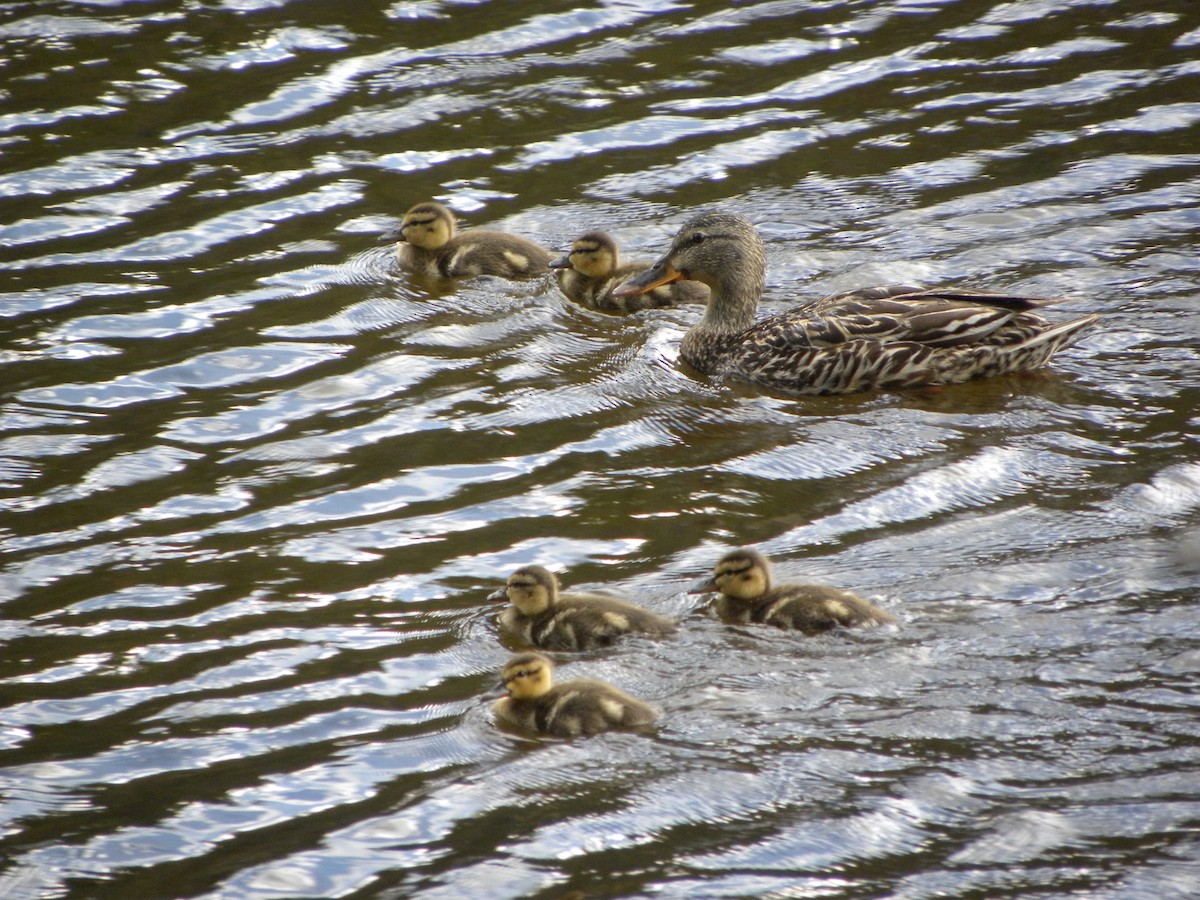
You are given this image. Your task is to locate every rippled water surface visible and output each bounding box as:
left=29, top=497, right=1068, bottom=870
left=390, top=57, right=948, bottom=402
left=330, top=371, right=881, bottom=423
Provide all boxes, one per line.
left=3, top=1, right=1200, bottom=898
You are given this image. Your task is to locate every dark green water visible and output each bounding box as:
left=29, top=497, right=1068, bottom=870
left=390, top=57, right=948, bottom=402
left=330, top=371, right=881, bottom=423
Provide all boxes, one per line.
left=2, top=1, right=1199, bottom=898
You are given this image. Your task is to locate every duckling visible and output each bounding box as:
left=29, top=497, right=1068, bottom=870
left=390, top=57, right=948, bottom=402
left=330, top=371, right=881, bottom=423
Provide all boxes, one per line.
left=613, top=211, right=1098, bottom=395
left=384, top=200, right=555, bottom=277
left=549, top=230, right=709, bottom=312
left=691, top=548, right=896, bottom=632
left=488, top=565, right=676, bottom=652
left=493, top=652, right=659, bottom=737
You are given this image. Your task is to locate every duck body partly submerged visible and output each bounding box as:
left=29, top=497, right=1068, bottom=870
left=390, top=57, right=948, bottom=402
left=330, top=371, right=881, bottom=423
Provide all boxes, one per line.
left=550, top=230, right=708, bottom=312
left=489, top=565, right=676, bottom=652
left=386, top=200, right=555, bottom=278
left=692, top=548, right=896, bottom=633
left=493, top=652, right=659, bottom=737
left=613, top=211, right=1098, bottom=395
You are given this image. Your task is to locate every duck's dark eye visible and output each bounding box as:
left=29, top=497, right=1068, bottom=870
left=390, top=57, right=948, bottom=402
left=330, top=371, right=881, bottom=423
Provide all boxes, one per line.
left=689, top=232, right=705, bottom=246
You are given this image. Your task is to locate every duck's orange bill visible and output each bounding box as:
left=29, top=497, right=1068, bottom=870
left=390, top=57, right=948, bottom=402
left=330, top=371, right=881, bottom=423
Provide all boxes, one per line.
left=613, top=262, right=682, bottom=298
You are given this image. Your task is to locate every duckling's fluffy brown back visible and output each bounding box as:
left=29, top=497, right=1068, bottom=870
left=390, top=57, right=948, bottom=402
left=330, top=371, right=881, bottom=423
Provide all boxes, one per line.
left=500, top=592, right=676, bottom=652
left=495, top=677, right=659, bottom=737
left=716, top=584, right=895, bottom=633
left=400, top=228, right=555, bottom=278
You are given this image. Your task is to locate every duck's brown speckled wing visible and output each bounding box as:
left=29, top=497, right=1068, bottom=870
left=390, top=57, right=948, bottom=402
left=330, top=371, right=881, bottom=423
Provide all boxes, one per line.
left=695, top=288, right=1095, bottom=395
left=783, top=289, right=1059, bottom=349
left=808, top=283, right=928, bottom=311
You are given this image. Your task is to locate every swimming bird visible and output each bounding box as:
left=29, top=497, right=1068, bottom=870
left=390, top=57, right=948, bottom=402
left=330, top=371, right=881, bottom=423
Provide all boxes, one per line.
left=488, top=565, right=676, bottom=651
left=384, top=200, right=555, bottom=277
left=612, top=211, right=1098, bottom=395
left=691, top=548, right=896, bottom=632
left=549, top=230, right=708, bottom=312
left=493, top=652, right=659, bottom=737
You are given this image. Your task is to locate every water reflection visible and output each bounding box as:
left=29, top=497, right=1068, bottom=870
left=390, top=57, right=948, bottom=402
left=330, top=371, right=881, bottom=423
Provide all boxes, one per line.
left=2, top=1, right=1199, bottom=898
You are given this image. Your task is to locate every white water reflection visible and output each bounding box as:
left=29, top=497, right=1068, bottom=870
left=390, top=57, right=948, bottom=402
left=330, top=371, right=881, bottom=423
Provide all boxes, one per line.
left=1, top=1, right=1199, bottom=898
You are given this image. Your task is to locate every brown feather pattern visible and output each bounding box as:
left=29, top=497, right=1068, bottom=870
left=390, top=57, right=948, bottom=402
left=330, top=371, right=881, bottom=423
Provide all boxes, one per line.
left=613, top=212, right=1098, bottom=395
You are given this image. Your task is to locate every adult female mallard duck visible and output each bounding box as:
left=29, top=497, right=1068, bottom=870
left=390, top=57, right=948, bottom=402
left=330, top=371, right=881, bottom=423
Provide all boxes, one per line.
left=691, top=548, right=896, bottom=632
left=493, top=652, right=659, bottom=737
left=384, top=200, right=555, bottom=277
left=612, top=211, right=1098, bottom=395
left=550, top=230, right=708, bottom=312
left=488, top=565, right=676, bottom=652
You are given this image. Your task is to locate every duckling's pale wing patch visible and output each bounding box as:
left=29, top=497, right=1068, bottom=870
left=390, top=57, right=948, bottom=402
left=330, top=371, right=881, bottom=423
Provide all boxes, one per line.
left=502, top=250, right=530, bottom=272
left=823, top=598, right=851, bottom=620
left=601, top=611, right=630, bottom=631
left=599, top=697, right=627, bottom=721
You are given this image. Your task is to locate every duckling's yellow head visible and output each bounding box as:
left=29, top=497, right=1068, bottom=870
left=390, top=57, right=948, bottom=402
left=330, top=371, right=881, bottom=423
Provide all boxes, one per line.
left=549, top=231, right=620, bottom=279
left=489, top=565, right=559, bottom=615
left=692, top=548, right=773, bottom=601
left=398, top=201, right=457, bottom=250
left=500, top=652, right=554, bottom=700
